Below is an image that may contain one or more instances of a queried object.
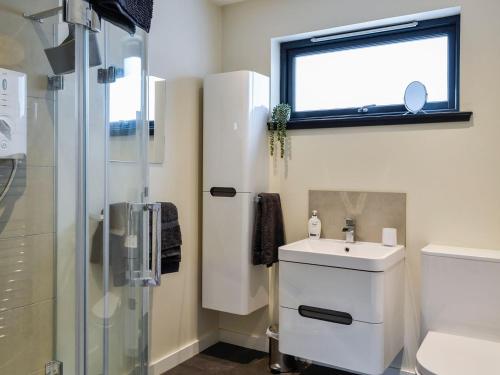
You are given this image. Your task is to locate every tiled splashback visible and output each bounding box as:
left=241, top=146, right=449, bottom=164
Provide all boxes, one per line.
left=309, top=190, right=406, bottom=245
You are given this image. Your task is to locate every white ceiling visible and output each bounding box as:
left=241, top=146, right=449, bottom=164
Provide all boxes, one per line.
left=211, top=0, right=246, bottom=6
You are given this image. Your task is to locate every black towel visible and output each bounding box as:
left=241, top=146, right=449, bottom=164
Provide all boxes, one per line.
left=252, top=193, right=285, bottom=267
left=151, top=202, right=182, bottom=274
left=89, top=0, right=154, bottom=34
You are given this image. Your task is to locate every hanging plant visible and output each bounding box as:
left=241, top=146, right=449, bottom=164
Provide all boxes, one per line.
left=269, top=103, right=291, bottom=158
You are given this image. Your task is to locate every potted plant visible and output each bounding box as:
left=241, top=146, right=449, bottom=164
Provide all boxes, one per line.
left=269, top=103, right=291, bottom=158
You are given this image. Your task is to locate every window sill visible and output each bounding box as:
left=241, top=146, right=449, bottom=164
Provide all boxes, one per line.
left=279, top=111, right=473, bottom=130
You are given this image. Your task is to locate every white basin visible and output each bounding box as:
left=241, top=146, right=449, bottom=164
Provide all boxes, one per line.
left=279, top=238, right=404, bottom=271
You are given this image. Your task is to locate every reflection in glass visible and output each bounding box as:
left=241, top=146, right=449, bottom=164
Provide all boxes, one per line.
left=110, top=56, right=142, bottom=123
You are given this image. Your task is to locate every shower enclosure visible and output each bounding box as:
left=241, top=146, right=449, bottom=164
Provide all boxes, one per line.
left=0, top=1, right=158, bottom=374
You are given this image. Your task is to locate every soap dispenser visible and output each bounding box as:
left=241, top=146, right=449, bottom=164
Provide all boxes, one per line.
left=308, top=210, right=321, bottom=239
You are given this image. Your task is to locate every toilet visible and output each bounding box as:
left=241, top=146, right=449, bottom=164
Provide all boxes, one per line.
left=417, top=245, right=500, bottom=375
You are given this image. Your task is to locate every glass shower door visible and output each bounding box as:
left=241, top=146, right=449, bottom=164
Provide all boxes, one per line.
left=97, top=21, right=157, bottom=375
left=57, top=16, right=156, bottom=375
left=3, top=2, right=155, bottom=374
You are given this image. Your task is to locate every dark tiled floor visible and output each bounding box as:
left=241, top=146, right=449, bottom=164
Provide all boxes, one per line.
left=164, top=342, right=352, bottom=375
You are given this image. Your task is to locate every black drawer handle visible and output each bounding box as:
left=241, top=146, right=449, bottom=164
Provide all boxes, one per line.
left=210, top=187, right=237, bottom=197
left=298, top=305, right=353, bottom=325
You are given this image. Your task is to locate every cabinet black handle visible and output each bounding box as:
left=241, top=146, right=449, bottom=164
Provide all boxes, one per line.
left=210, top=187, right=237, bottom=197
left=298, top=305, right=353, bottom=325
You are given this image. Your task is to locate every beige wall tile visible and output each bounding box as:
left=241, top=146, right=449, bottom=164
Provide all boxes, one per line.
left=0, top=0, right=60, bottom=99
left=309, top=190, right=406, bottom=244
left=27, top=97, right=55, bottom=167
left=0, top=2, right=56, bottom=373
left=0, top=299, right=53, bottom=375
left=0, top=233, right=54, bottom=312
left=0, top=165, right=54, bottom=239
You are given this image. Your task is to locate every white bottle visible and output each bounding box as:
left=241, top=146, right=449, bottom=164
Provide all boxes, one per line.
left=308, top=210, right=321, bottom=240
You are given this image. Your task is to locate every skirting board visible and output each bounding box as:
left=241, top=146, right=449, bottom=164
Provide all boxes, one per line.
left=149, top=331, right=219, bottom=375
left=219, top=328, right=269, bottom=353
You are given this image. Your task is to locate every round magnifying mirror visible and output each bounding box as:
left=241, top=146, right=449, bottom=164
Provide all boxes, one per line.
left=404, top=81, right=428, bottom=114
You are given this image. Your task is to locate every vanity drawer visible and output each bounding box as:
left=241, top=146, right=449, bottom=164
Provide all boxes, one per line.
left=280, top=307, right=386, bottom=375
left=280, top=260, right=384, bottom=323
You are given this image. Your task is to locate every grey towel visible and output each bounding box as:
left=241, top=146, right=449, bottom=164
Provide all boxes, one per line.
left=89, top=0, right=154, bottom=34
left=151, top=202, right=182, bottom=274
left=252, top=193, right=285, bottom=267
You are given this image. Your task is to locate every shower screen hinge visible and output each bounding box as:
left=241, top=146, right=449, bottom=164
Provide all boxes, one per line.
left=98, top=66, right=123, bottom=84
left=45, top=360, right=63, bottom=375
left=48, top=76, right=64, bottom=91
left=23, top=0, right=101, bottom=32
left=64, top=0, right=101, bottom=32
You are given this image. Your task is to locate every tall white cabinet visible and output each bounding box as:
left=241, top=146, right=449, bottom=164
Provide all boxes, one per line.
left=202, top=71, right=270, bottom=315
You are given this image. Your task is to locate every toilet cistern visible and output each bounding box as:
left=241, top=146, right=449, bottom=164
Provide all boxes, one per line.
left=342, top=217, right=355, bottom=243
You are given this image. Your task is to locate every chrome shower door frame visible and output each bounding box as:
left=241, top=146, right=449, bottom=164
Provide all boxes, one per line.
left=71, top=10, right=154, bottom=375
left=74, top=24, right=90, bottom=375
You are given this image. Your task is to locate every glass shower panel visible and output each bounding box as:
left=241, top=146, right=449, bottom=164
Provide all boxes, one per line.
left=54, top=19, right=80, bottom=375
left=0, top=2, right=153, bottom=374
left=57, top=18, right=151, bottom=375
left=103, top=22, right=151, bottom=375
left=87, top=26, right=106, bottom=375
left=54, top=17, right=105, bottom=375
left=0, top=1, right=59, bottom=374
left=56, top=16, right=151, bottom=375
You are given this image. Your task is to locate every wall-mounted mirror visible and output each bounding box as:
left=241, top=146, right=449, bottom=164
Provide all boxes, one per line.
left=109, top=71, right=166, bottom=164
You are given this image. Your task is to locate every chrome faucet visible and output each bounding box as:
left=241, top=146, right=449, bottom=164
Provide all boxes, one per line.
left=342, top=217, right=356, bottom=243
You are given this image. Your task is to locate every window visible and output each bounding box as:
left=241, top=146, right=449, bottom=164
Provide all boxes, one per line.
left=280, top=16, right=460, bottom=123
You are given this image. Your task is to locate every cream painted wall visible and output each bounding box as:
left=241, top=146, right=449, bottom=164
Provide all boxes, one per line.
left=148, top=0, right=222, bottom=366
left=220, top=0, right=500, bottom=372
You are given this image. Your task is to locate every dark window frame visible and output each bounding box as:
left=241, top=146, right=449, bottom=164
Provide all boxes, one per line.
left=280, top=15, right=461, bottom=122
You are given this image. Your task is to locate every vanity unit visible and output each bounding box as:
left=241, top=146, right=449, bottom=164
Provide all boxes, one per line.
left=279, top=239, right=405, bottom=375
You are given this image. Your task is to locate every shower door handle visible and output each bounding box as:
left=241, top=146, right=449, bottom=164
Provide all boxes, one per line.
left=144, top=203, right=162, bottom=287
left=126, top=202, right=162, bottom=287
